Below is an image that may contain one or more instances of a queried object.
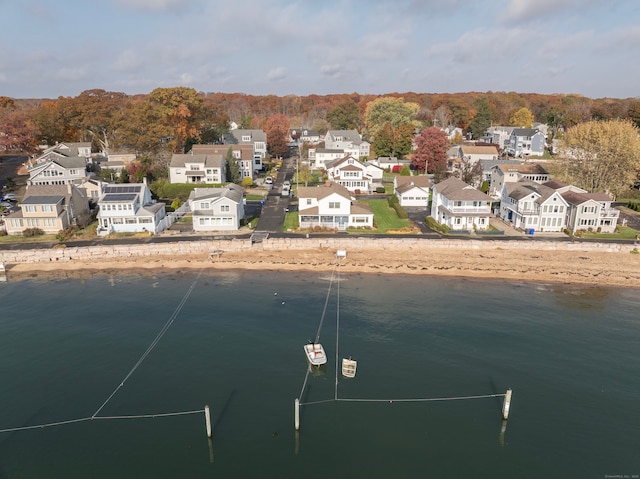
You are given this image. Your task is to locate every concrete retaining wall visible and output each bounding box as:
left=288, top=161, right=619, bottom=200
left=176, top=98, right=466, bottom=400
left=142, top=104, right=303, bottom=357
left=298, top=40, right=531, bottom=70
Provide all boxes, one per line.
left=0, top=237, right=635, bottom=265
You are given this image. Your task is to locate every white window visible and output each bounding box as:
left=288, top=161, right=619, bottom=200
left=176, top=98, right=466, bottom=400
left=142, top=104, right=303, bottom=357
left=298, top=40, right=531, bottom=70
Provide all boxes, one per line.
left=221, top=205, right=230, bottom=212
left=329, top=202, right=340, bottom=209
left=42, top=204, right=54, bottom=212
left=24, top=205, right=37, bottom=213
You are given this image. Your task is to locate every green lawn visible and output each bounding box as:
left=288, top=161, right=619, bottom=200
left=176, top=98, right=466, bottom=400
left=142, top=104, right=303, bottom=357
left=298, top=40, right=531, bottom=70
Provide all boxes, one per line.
left=581, top=226, right=639, bottom=240
left=354, top=199, right=413, bottom=234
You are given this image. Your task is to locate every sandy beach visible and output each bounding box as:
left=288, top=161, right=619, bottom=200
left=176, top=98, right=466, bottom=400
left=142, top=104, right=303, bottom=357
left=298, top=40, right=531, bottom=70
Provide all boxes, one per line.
left=5, top=244, right=640, bottom=288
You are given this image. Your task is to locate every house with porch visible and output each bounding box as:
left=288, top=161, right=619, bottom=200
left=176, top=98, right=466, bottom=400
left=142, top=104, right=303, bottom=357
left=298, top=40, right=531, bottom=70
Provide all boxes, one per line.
left=498, top=181, right=569, bottom=232
left=325, top=156, right=371, bottom=193
left=430, top=177, right=493, bottom=231
left=3, top=184, right=91, bottom=235
left=188, top=185, right=245, bottom=232
left=96, top=180, right=166, bottom=236
left=169, top=154, right=226, bottom=184
left=297, top=182, right=373, bottom=230
left=561, top=190, right=619, bottom=234
left=394, top=176, right=431, bottom=208
left=309, top=148, right=347, bottom=170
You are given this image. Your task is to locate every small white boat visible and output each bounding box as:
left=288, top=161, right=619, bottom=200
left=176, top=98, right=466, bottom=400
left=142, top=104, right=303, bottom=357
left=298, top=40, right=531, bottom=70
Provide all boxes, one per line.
left=342, top=358, right=357, bottom=378
left=304, top=342, right=327, bottom=366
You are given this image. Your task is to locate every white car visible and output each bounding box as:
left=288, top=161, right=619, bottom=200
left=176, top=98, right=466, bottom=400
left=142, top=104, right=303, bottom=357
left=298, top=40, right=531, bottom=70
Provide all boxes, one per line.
left=2, top=193, right=17, bottom=201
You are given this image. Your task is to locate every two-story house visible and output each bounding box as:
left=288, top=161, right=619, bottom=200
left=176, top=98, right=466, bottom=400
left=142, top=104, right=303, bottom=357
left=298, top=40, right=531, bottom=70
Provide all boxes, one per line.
left=480, top=126, right=514, bottom=148
left=394, top=176, right=431, bottom=208
left=324, top=130, right=370, bottom=159
left=190, top=144, right=257, bottom=179
left=309, top=148, right=346, bottom=170
left=221, top=129, right=266, bottom=170
left=498, top=181, right=569, bottom=232
left=188, top=185, right=245, bottom=232
left=27, top=156, right=89, bottom=186
left=505, top=128, right=546, bottom=157
left=489, top=163, right=550, bottom=198
left=96, top=180, right=166, bottom=236
left=325, top=156, right=371, bottom=193
left=4, top=184, right=91, bottom=235
left=561, top=189, right=619, bottom=234
left=297, top=182, right=373, bottom=230
left=430, top=177, right=493, bottom=231
left=169, top=154, right=226, bottom=184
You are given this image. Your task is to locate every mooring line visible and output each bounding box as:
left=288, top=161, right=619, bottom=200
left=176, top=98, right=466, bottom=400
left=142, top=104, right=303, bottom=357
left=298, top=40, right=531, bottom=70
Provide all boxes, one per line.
left=93, top=409, right=205, bottom=420
left=92, top=269, right=204, bottom=418
left=336, top=393, right=505, bottom=403
left=0, top=417, right=92, bottom=434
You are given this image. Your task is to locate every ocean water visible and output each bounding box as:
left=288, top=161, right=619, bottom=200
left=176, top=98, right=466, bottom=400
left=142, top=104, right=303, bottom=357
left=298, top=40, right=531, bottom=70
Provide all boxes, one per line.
left=0, top=269, right=638, bottom=478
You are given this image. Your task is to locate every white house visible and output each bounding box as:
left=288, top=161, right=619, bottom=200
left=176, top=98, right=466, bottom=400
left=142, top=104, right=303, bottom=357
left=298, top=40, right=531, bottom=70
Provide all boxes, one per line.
left=188, top=185, right=245, bottom=232
left=325, top=156, right=371, bottom=193
left=190, top=144, right=258, bottom=179
left=480, top=126, right=514, bottom=148
left=297, top=182, right=373, bottom=230
left=489, top=163, right=550, bottom=198
left=498, top=181, right=569, bottom=232
left=505, top=128, right=546, bottom=157
left=561, top=190, right=619, bottom=234
left=96, top=181, right=166, bottom=236
left=394, top=176, right=431, bottom=208
left=324, top=130, right=370, bottom=159
left=169, top=154, right=226, bottom=184
left=309, top=148, right=346, bottom=170
left=27, top=156, right=88, bottom=186
left=430, top=177, right=493, bottom=231
left=458, top=145, right=499, bottom=165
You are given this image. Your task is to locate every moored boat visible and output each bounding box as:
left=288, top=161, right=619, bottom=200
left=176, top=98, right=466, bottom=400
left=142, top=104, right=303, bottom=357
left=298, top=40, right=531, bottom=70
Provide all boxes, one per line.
left=342, top=357, right=357, bottom=378
left=304, top=342, right=327, bottom=366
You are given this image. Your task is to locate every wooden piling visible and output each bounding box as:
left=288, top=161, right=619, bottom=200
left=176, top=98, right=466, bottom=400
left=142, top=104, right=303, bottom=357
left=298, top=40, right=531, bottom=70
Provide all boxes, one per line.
left=204, top=405, right=212, bottom=438
left=294, top=398, right=300, bottom=431
left=502, top=389, right=512, bottom=420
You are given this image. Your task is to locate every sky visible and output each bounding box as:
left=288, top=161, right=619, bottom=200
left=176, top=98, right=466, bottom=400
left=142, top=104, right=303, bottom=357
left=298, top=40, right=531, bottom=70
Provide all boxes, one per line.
left=1, top=0, right=639, bottom=100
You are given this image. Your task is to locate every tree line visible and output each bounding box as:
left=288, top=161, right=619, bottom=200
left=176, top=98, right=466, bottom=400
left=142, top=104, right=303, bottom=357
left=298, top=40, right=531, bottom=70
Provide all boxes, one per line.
left=1, top=88, right=639, bottom=196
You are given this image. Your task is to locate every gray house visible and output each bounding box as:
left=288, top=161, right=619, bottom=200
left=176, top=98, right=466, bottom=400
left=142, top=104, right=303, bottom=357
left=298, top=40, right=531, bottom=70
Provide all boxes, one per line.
left=505, top=128, right=545, bottom=157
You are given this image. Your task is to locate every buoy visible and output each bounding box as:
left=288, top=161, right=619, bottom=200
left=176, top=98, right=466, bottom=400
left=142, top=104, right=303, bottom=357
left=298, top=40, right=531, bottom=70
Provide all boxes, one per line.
left=294, top=398, right=300, bottom=431
left=502, top=389, right=512, bottom=420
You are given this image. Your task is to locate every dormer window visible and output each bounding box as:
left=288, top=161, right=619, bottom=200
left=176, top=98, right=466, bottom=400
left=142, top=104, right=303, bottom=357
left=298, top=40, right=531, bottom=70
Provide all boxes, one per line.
left=242, top=135, right=251, bottom=142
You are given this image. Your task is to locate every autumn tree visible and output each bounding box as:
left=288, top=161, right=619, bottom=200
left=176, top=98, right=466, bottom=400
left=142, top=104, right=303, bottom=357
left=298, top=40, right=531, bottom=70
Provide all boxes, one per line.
left=0, top=109, right=40, bottom=153
left=263, top=113, right=290, bottom=158
left=556, top=119, right=640, bottom=196
left=433, top=104, right=451, bottom=128
left=364, top=97, right=420, bottom=142
left=412, top=127, right=449, bottom=179
left=509, top=107, right=535, bottom=128
left=326, top=100, right=360, bottom=130
left=198, top=98, right=231, bottom=144
left=147, top=87, right=203, bottom=152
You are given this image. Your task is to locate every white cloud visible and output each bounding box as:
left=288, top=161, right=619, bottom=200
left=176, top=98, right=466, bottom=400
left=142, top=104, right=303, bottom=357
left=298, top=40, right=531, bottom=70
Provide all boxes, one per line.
left=321, top=64, right=343, bottom=79
left=112, top=0, right=192, bottom=12
left=266, top=67, right=286, bottom=82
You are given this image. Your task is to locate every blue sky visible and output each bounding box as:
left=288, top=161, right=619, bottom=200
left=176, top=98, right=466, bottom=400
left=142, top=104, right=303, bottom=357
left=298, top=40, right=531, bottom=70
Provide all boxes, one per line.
left=1, top=0, right=638, bottom=99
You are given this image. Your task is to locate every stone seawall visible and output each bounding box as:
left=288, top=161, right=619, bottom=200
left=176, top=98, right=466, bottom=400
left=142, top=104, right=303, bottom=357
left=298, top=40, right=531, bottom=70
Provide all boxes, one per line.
left=0, top=237, right=634, bottom=265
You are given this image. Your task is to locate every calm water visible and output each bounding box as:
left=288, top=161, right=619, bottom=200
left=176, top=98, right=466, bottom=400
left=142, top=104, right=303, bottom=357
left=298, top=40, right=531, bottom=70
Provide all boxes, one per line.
left=0, top=269, right=638, bottom=478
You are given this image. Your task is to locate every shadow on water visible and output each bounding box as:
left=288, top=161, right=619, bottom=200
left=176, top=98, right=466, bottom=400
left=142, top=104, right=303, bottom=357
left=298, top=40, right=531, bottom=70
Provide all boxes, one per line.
left=547, top=285, right=612, bottom=311
left=211, top=389, right=236, bottom=436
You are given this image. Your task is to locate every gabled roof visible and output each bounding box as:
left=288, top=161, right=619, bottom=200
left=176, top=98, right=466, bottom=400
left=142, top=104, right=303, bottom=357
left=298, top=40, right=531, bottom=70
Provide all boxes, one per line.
left=511, top=128, right=540, bottom=137
left=325, top=155, right=362, bottom=170
left=561, top=190, right=613, bottom=205
left=21, top=195, right=65, bottom=205
left=189, top=185, right=244, bottom=204
left=397, top=183, right=429, bottom=195
left=326, top=130, right=361, bottom=142
left=223, top=129, right=267, bottom=143
left=460, top=145, right=499, bottom=155
left=395, top=176, right=431, bottom=189
left=170, top=154, right=224, bottom=168
left=190, top=144, right=254, bottom=160
left=297, top=182, right=352, bottom=200
left=495, top=163, right=548, bottom=175
left=433, top=177, right=491, bottom=201
left=506, top=181, right=557, bottom=203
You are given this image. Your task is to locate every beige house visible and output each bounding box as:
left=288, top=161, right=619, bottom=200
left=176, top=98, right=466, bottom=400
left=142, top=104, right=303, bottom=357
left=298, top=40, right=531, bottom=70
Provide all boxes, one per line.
left=4, top=184, right=91, bottom=235
left=169, top=154, right=226, bottom=184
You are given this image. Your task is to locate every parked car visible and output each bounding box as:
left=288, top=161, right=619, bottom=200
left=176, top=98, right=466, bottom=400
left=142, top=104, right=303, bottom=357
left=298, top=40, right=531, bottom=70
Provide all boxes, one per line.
left=281, top=186, right=290, bottom=197
left=264, top=176, right=273, bottom=185
left=2, top=193, right=17, bottom=201
left=283, top=180, right=291, bottom=188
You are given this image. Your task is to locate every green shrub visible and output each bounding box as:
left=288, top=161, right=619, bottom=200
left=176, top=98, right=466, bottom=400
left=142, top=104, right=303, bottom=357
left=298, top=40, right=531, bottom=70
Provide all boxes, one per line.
left=23, top=228, right=45, bottom=237
left=171, top=198, right=181, bottom=210
left=375, top=186, right=385, bottom=194
left=387, top=195, right=408, bottom=219
left=426, top=216, right=450, bottom=233
left=56, top=226, right=80, bottom=241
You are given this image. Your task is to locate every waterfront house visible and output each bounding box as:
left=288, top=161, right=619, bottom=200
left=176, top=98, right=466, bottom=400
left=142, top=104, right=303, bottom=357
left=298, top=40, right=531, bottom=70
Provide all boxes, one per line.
left=297, top=182, right=373, bottom=230
left=498, top=181, right=569, bottom=232
left=4, top=184, right=91, bottom=235
left=188, top=185, right=245, bottom=232
left=190, top=144, right=257, bottom=179
left=96, top=180, right=166, bottom=236
left=430, top=177, right=492, bottom=231
left=561, top=190, right=619, bottom=234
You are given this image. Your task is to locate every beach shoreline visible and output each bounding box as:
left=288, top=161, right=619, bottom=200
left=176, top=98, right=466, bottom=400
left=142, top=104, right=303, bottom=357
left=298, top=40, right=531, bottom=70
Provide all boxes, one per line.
left=5, top=243, right=640, bottom=288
